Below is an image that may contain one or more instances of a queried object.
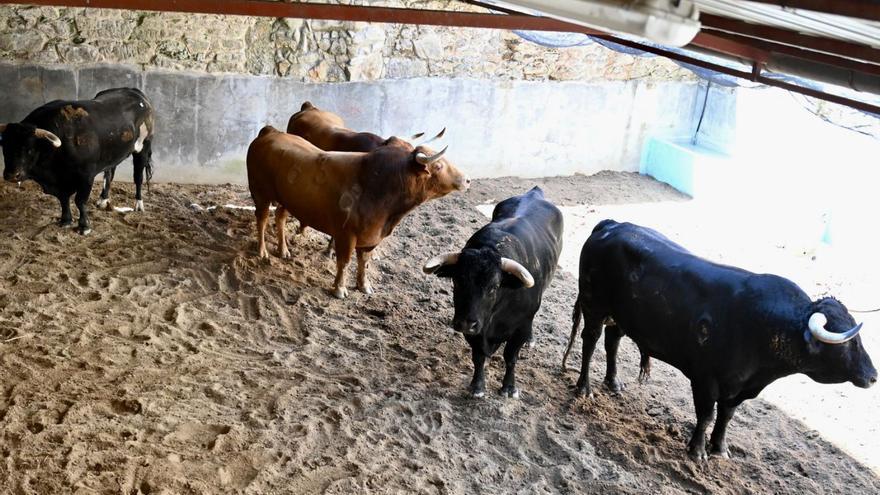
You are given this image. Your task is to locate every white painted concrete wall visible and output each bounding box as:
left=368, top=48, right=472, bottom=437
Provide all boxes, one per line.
left=0, top=63, right=703, bottom=184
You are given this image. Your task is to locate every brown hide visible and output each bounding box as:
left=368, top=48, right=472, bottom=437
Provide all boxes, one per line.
left=286, top=101, right=385, bottom=152
left=247, top=126, right=469, bottom=298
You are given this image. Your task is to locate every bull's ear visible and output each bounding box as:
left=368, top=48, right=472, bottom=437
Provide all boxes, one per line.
left=432, top=265, right=456, bottom=278
left=423, top=253, right=458, bottom=277
left=410, top=157, right=431, bottom=176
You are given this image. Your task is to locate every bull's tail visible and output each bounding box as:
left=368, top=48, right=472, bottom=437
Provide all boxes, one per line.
left=562, top=293, right=583, bottom=372
left=144, top=140, right=153, bottom=186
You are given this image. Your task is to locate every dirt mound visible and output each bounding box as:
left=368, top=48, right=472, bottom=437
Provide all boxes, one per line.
left=0, top=173, right=876, bottom=494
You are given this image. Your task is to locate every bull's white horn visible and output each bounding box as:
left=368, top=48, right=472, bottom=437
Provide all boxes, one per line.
left=409, top=131, right=425, bottom=141
left=34, top=128, right=61, bottom=148
left=423, top=252, right=459, bottom=274
left=809, top=312, right=863, bottom=344
left=415, top=145, right=448, bottom=166
left=501, top=258, right=535, bottom=288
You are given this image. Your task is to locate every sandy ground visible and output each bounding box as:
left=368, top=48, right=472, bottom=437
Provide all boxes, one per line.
left=0, top=172, right=878, bottom=494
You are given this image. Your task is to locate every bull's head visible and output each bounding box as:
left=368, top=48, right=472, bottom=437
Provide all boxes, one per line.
left=0, top=123, right=62, bottom=183
left=423, top=248, right=534, bottom=336
left=803, top=297, right=877, bottom=389
left=411, top=144, right=470, bottom=196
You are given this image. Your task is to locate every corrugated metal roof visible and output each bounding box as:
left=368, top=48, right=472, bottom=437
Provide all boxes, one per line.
left=694, top=0, right=880, bottom=48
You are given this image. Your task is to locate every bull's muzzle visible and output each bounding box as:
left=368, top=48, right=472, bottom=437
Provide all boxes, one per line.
left=452, top=319, right=480, bottom=336
left=4, top=171, right=24, bottom=183
left=854, top=369, right=878, bottom=389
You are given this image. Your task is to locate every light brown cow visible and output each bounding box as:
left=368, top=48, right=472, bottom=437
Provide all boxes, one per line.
left=287, top=101, right=436, bottom=152
left=286, top=101, right=389, bottom=152
left=247, top=125, right=470, bottom=298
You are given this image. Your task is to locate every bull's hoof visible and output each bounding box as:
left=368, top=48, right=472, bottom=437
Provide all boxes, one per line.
left=573, top=381, right=593, bottom=398
left=332, top=286, right=348, bottom=299
left=78, top=226, right=92, bottom=236
left=638, top=369, right=651, bottom=385
left=96, top=198, right=112, bottom=210
left=687, top=440, right=709, bottom=462
left=278, top=249, right=291, bottom=260
left=468, top=383, right=485, bottom=398
left=709, top=442, right=730, bottom=459
left=499, top=385, right=520, bottom=399
left=59, top=219, right=73, bottom=228
left=358, top=283, right=374, bottom=295
left=134, top=200, right=145, bottom=212
left=258, top=249, right=269, bottom=260
left=604, top=377, right=624, bottom=394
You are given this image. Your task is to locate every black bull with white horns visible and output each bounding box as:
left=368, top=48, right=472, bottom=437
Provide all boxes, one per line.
left=565, top=219, right=876, bottom=460
left=424, top=187, right=563, bottom=399
left=0, top=87, right=154, bottom=234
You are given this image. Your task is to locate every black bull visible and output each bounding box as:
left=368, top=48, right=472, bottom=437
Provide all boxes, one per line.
left=0, top=87, right=154, bottom=234
left=424, top=187, right=563, bottom=398
left=566, top=219, right=876, bottom=459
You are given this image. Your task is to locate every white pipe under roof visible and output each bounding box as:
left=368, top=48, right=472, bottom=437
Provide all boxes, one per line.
left=483, top=0, right=702, bottom=47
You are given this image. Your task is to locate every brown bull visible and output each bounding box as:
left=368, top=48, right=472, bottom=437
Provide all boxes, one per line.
left=287, top=101, right=389, bottom=152
left=247, top=125, right=470, bottom=298
left=287, top=101, right=438, bottom=152
left=286, top=101, right=440, bottom=252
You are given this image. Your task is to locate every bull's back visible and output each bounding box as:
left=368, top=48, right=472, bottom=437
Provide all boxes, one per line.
left=287, top=109, right=349, bottom=150
left=23, top=88, right=153, bottom=166
left=480, top=188, right=564, bottom=289
left=580, top=221, right=753, bottom=369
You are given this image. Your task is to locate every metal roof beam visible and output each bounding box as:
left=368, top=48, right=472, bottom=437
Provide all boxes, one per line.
left=701, top=13, right=880, bottom=65
left=707, top=31, right=880, bottom=76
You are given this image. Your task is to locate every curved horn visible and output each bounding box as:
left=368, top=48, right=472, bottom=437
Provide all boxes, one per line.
left=809, top=312, right=863, bottom=344
left=34, top=128, right=61, bottom=148
left=500, top=258, right=535, bottom=288
left=423, top=252, right=459, bottom=274
left=415, top=145, right=448, bottom=166
left=409, top=131, right=425, bottom=141
left=422, top=127, right=446, bottom=145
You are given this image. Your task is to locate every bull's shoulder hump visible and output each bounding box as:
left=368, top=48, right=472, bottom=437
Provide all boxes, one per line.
left=22, top=101, right=75, bottom=126
left=597, top=222, right=683, bottom=250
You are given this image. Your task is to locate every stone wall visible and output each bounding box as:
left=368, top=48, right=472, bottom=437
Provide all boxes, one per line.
left=0, top=2, right=705, bottom=183
left=0, top=2, right=694, bottom=83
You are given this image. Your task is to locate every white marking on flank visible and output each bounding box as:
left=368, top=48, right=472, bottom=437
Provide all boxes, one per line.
left=133, top=123, right=148, bottom=153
